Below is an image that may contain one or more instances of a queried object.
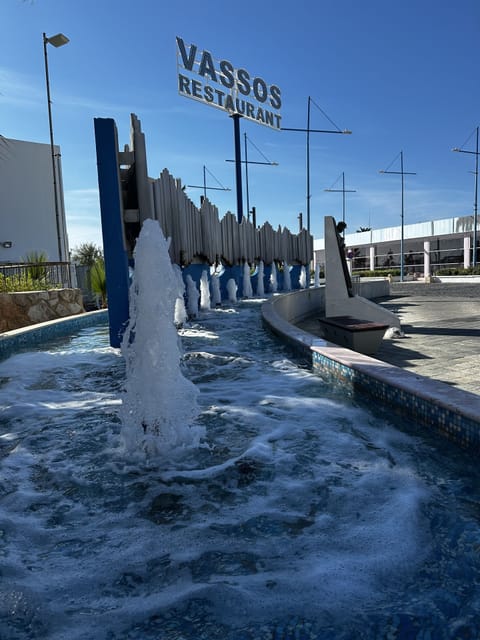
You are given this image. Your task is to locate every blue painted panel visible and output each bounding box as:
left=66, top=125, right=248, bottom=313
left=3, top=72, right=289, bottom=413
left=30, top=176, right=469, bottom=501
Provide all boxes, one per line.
left=290, top=265, right=301, bottom=289
left=94, top=118, right=130, bottom=348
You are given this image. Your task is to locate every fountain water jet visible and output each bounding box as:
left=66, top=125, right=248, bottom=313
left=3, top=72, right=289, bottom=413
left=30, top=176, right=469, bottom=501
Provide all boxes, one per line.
left=299, top=265, right=307, bottom=289
left=227, top=278, right=238, bottom=302
left=270, top=262, right=278, bottom=293
left=200, top=270, right=211, bottom=310
left=210, top=273, right=222, bottom=306
left=283, top=262, right=292, bottom=291
left=173, top=264, right=187, bottom=327
left=242, top=262, right=253, bottom=298
left=314, top=262, right=321, bottom=287
left=256, top=260, right=265, bottom=296
left=120, top=219, right=203, bottom=455
left=186, top=275, right=199, bottom=318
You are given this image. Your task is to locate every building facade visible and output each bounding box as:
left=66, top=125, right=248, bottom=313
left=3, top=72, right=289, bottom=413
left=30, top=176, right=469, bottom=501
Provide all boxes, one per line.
left=314, top=216, right=478, bottom=275
left=0, top=137, right=69, bottom=264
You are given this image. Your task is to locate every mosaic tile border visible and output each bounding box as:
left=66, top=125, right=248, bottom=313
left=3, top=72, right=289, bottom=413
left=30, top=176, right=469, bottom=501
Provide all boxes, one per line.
left=311, top=349, right=480, bottom=451
left=0, top=310, right=109, bottom=362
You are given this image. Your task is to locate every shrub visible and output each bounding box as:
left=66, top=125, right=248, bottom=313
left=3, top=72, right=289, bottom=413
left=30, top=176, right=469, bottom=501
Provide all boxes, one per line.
left=354, top=268, right=401, bottom=278
left=90, top=258, right=107, bottom=307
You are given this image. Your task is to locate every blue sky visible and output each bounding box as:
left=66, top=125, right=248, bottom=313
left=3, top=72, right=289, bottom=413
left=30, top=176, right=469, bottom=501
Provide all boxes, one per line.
left=1, top=0, right=479, bottom=251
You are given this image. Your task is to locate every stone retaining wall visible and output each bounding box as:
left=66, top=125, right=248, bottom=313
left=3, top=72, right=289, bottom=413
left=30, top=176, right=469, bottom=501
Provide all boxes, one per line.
left=0, top=289, right=85, bottom=332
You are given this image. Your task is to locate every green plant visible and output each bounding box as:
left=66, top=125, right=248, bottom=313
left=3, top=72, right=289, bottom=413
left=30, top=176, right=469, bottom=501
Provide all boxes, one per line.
left=435, top=265, right=480, bottom=276
left=71, top=243, right=103, bottom=267
left=90, top=258, right=107, bottom=307
left=0, top=272, right=60, bottom=292
left=354, top=268, right=401, bottom=278
left=23, top=251, right=48, bottom=283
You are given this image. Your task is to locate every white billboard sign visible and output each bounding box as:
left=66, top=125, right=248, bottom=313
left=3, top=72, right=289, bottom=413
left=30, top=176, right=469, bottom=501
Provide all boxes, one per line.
left=176, top=36, right=282, bottom=131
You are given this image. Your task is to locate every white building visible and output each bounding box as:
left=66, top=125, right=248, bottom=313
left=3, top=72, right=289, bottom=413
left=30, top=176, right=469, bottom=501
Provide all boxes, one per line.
left=314, top=215, right=478, bottom=275
left=0, top=136, right=69, bottom=264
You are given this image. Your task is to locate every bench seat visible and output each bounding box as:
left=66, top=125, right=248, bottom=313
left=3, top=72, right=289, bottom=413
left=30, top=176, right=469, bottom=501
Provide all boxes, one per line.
left=318, top=315, right=389, bottom=354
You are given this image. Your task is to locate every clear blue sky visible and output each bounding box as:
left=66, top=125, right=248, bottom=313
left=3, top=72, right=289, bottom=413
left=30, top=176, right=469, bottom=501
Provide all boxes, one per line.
left=1, top=0, right=479, bottom=251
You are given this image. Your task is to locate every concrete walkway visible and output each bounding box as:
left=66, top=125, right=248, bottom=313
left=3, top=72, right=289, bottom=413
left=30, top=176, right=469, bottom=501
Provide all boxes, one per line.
left=297, top=281, right=480, bottom=397
left=374, top=281, right=480, bottom=396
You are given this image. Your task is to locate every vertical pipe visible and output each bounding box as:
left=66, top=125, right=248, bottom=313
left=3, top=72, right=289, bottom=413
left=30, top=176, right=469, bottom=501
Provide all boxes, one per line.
left=369, top=246, right=375, bottom=272
left=400, top=151, right=405, bottom=282
left=203, top=165, right=207, bottom=200
left=232, top=114, right=243, bottom=223
left=464, top=236, right=471, bottom=269
left=306, top=96, right=311, bottom=233
left=474, top=126, right=478, bottom=267
left=424, top=240, right=430, bottom=280
left=244, top=133, right=250, bottom=220
left=43, top=33, right=63, bottom=262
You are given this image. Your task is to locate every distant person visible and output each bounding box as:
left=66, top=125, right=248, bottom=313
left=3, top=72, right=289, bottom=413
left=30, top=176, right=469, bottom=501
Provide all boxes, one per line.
left=336, top=221, right=347, bottom=252
left=383, top=250, right=394, bottom=267
left=334, top=220, right=353, bottom=296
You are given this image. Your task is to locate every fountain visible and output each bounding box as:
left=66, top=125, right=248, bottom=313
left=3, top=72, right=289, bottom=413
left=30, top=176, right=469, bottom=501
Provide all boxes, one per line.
left=120, top=219, right=203, bottom=455
left=200, top=270, right=211, bottom=311
left=226, top=277, right=238, bottom=302
left=256, top=260, right=265, bottom=296
left=299, top=265, right=307, bottom=289
left=173, top=264, right=188, bottom=326
left=283, top=262, right=292, bottom=291
left=270, top=261, right=278, bottom=293
left=210, top=272, right=222, bottom=306
left=242, top=262, right=253, bottom=298
left=2, top=219, right=480, bottom=638
left=185, top=274, right=199, bottom=318
left=314, top=262, right=321, bottom=287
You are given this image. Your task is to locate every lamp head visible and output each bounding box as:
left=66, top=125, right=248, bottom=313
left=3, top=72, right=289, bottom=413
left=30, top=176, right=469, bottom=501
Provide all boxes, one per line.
left=46, top=33, right=69, bottom=48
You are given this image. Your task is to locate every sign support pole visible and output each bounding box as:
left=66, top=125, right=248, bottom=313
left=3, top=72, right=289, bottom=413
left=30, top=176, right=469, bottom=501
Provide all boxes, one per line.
left=232, top=114, right=243, bottom=223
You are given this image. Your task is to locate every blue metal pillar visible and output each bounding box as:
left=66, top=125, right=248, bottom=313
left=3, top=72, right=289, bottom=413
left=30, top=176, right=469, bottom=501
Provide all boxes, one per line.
left=94, top=118, right=130, bottom=348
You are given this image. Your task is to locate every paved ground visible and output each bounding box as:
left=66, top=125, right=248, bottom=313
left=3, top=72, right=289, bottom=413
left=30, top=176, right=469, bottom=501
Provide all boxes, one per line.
left=298, top=281, right=480, bottom=397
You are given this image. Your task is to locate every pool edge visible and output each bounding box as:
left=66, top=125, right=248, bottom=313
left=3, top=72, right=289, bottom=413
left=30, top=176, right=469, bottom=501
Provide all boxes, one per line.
left=261, top=291, right=480, bottom=452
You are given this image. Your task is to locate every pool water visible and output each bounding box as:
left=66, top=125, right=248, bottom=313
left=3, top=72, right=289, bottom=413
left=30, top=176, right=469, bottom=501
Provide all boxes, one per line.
left=1, top=300, right=479, bottom=639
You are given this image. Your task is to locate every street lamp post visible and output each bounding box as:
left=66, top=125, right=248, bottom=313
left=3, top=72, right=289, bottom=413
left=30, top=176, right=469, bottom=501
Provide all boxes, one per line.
left=452, top=126, right=479, bottom=267
left=324, top=172, right=356, bottom=228
left=226, top=133, right=278, bottom=221
left=282, top=97, right=351, bottom=234
left=379, top=151, right=416, bottom=282
left=186, top=165, right=231, bottom=201
left=43, top=32, right=69, bottom=262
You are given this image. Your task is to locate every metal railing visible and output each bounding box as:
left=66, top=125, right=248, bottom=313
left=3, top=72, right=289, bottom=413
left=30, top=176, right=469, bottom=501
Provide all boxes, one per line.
left=352, top=247, right=468, bottom=275
left=0, top=262, right=72, bottom=292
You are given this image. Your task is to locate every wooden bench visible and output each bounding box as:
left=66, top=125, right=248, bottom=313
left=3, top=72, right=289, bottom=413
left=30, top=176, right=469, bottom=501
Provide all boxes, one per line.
left=318, top=315, right=389, bottom=355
